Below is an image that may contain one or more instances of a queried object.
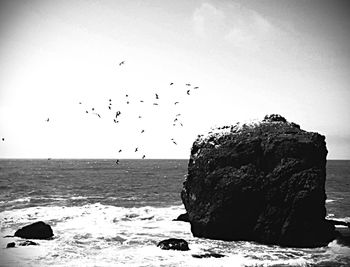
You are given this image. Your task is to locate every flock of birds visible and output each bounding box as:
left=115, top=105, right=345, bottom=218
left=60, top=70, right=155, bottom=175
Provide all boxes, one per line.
left=1, top=61, right=200, bottom=164
left=74, top=61, right=196, bottom=164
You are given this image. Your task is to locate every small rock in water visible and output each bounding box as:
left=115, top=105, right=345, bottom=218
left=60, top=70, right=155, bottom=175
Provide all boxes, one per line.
left=192, top=253, right=225, bottom=258
left=6, top=242, right=15, bottom=248
left=14, top=221, right=53, bottom=239
left=157, top=238, right=190, bottom=251
left=18, top=240, right=39, bottom=246
left=173, top=213, right=189, bottom=222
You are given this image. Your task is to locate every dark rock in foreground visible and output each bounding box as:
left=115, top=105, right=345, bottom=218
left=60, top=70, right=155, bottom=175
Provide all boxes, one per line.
left=6, top=242, right=15, bottom=248
left=181, top=114, right=336, bottom=247
left=157, top=238, right=190, bottom=251
left=14, top=221, right=53, bottom=240
left=173, top=213, right=189, bottom=222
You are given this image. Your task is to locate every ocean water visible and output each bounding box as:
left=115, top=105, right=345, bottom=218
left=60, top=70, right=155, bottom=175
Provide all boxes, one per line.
left=0, top=159, right=349, bottom=267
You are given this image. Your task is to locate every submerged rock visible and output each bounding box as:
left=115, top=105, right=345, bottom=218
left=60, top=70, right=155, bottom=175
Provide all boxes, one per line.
left=18, top=240, right=39, bottom=246
left=173, top=213, right=189, bottom=222
left=192, top=252, right=225, bottom=258
left=157, top=238, right=190, bottom=251
left=14, top=221, right=53, bottom=239
left=181, top=114, right=336, bottom=247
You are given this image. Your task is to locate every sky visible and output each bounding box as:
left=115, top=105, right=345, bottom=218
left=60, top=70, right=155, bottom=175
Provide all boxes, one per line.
left=0, top=0, right=349, bottom=159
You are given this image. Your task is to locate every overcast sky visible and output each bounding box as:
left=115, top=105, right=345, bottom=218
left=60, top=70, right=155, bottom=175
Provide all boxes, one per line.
left=0, top=0, right=349, bottom=159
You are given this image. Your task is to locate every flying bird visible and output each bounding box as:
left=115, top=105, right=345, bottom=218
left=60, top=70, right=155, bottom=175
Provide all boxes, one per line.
left=46, top=118, right=49, bottom=122
left=172, top=140, right=177, bottom=145
left=79, top=102, right=82, bottom=104
left=108, top=106, right=111, bottom=110
left=174, top=102, right=179, bottom=105
left=176, top=113, right=181, bottom=116
left=135, top=147, right=138, bottom=152
left=155, top=93, right=159, bottom=99
left=186, top=83, right=191, bottom=86
left=186, top=90, right=190, bottom=95
left=92, top=108, right=95, bottom=111
left=116, top=160, right=120, bottom=164
left=2, top=138, right=4, bottom=141
left=138, top=116, right=142, bottom=119
left=127, top=101, right=130, bottom=104
left=141, top=130, right=145, bottom=133
left=119, top=61, right=125, bottom=66
left=116, top=111, right=121, bottom=117
left=170, top=82, right=174, bottom=85
left=86, top=111, right=89, bottom=113
left=153, top=103, right=158, bottom=106
left=194, top=86, right=199, bottom=89
left=93, top=113, right=101, bottom=118
left=140, top=100, right=144, bottom=103
left=142, top=155, right=146, bottom=159
left=118, top=149, right=122, bottom=153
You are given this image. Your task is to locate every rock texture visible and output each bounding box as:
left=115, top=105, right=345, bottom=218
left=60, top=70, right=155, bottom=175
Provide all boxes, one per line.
left=181, top=114, right=336, bottom=247
left=14, top=221, right=53, bottom=239
left=157, top=238, right=190, bottom=251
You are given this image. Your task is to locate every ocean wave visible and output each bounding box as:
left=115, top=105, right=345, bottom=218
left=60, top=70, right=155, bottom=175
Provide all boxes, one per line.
left=1, top=204, right=350, bottom=266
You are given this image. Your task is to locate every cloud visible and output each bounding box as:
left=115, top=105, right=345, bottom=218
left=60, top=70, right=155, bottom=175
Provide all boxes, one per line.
left=192, top=2, right=276, bottom=51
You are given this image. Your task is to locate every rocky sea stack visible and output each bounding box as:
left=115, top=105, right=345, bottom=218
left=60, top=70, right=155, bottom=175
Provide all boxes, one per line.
left=181, top=114, right=336, bottom=247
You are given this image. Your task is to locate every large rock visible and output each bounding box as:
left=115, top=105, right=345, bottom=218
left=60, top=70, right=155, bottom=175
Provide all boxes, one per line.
left=14, top=221, right=53, bottom=239
left=181, top=114, right=336, bottom=247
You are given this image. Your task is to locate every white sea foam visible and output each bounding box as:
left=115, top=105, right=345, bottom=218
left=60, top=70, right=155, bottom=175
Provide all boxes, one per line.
left=1, top=204, right=349, bottom=266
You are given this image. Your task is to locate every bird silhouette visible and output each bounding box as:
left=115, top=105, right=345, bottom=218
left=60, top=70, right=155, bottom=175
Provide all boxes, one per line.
left=172, top=140, right=177, bottom=145
left=2, top=138, right=4, bottom=141
left=174, top=118, right=178, bottom=122
left=116, top=159, right=120, bottom=164
left=135, top=147, right=138, bottom=152
left=138, top=116, right=142, bottom=119
left=86, top=111, right=89, bottom=113
left=79, top=102, right=82, bottom=104
left=92, top=108, right=95, bottom=111
left=140, top=100, right=144, bottom=103
left=118, top=149, right=122, bottom=153
left=194, top=86, right=199, bottom=89
left=187, top=90, right=190, bottom=95
left=176, top=113, right=181, bottom=116
left=127, top=101, right=130, bottom=104
left=113, top=119, right=117, bottom=123
left=119, top=61, right=125, bottom=66
left=108, top=106, right=111, bottom=110
left=142, top=155, right=146, bottom=159
left=116, top=111, right=121, bottom=117
left=174, top=101, right=179, bottom=105
left=93, top=113, right=101, bottom=118
left=141, top=130, right=145, bottom=133
left=155, top=93, right=159, bottom=99
left=170, top=82, right=174, bottom=85
left=46, top=118, right=49, bottom=122
left=126, top=94, right=129, bottom=97
left=153, top=103, right=158, bottom=105
left=186, top=83, right=191, bottom=86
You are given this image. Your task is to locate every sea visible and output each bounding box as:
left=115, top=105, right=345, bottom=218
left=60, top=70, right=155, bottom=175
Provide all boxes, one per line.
left=0, top=159, right=349, bottom=267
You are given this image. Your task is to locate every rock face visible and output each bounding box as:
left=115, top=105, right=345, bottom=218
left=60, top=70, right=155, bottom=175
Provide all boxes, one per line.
left=157, top=238, right=190, bottom=251
left=181, top=114, right=336, bottom=247
left=14, top=221, right=53, bottom=239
